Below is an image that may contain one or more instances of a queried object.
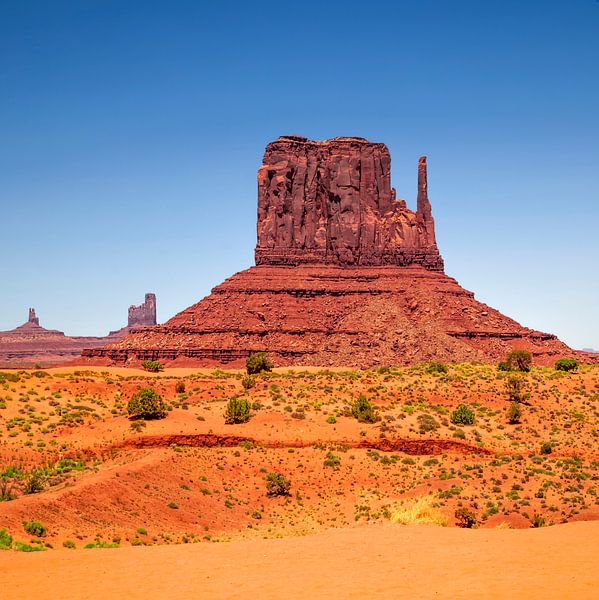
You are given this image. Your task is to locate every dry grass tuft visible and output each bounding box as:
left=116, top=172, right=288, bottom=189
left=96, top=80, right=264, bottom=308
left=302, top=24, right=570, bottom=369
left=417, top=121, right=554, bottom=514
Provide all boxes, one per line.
left=388, top=495, right=448, bottom=527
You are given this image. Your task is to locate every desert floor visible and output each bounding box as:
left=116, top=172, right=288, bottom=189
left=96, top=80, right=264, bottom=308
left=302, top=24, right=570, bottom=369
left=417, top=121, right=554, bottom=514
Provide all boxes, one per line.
left=1, top=521, right=598, bottom=599
left=0, top=363, right=598, bottom=598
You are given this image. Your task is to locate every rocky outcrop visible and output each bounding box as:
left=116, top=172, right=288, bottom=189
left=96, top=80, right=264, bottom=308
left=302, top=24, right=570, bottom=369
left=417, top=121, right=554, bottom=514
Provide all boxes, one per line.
left=255, top=136, right=443, bottom=270
left=0, top=293, right=157, bottom=367
left=128, top=293, right=157, bottom=327
left=82, top=136, right=587, bottom=368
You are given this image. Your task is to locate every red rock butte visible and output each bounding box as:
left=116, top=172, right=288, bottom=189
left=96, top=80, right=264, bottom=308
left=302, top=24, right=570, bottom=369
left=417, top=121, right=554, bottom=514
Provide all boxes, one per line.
left=84, top=135, right=582, bottom=367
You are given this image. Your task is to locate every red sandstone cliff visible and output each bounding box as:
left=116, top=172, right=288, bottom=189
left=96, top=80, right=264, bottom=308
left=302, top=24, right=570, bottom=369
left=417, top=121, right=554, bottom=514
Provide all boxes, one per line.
left=82, top=136, right=584, bottom=368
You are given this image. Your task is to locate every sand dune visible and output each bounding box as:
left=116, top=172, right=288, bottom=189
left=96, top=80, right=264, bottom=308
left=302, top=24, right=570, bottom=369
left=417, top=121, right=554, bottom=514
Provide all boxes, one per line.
left=2, top=522, right=598, bottom=599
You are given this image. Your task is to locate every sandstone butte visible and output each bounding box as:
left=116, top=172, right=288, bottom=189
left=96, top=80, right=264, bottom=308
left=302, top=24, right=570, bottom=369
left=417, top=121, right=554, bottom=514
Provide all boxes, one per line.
left=83, top=136, right=589, bottom=368
left=0, top=294, right=156, bottom=367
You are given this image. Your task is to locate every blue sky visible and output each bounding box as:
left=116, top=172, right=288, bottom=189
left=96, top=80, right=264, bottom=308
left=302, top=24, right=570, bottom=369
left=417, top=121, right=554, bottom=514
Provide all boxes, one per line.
left=1, top=0, right=597, bottom=349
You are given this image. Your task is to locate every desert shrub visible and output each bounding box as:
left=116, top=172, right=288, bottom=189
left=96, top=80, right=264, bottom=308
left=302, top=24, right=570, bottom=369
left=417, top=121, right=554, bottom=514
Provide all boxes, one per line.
left=0, top=528, right=13, bottom=549
left=241, top=375, right=256, bottom=390
left=506, top=350, right=532, bottom=372
left=497, top=361, right=510, bottom=372
left=427, top=362, right=448, bottom=375
left=417, top=413, right=440, bottom=434
left=507, top=402, right=522, bottom=424
left=224, top=397, right=251, bottom=424
left=23, top=470, right=46, bottom=495
left=246, top=352, right=273, bottom=375
left=506, top=376, right=530, bottom=403
left=23, top=520, right=46, bottom=537
left=141, top=360, right=164, bottom=372
left=0, top=478, right=15, bottom=502
left=389, top=495, right=447, bottom=526
left=455, top=508, right=477, bottom=528
left=351, top=395, right=378, bottom=423
left=450, top=404, right=475, bottom=426
left=323, top=452, right=341, bottom=468
left=175, top=381, right=186, bottom=394
left=540, top=441, right=553, bottom=455
left=531, top=514, right=546, bottom=528
left=63, top=539, right=76, bottom=549
left=555, top=358, right=578, bottom=372
left=326, top=415, right=337, bottom=424
left=265, top=472, right=291, bottom=496
left=377, top=366, right=391, bottom=374
left=127, top=389, right=167, bottom=420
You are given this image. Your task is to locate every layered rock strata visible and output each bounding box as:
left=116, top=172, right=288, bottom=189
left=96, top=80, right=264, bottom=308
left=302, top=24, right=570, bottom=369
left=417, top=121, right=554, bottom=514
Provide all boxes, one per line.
left=83, top=136, right=584, bottom=368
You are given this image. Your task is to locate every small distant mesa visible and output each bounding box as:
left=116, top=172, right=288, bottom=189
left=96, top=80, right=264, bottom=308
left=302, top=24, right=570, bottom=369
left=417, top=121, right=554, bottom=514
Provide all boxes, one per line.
left=83, top=136, right=593, bottom=368
left=0, top=293, right=157, bottom=368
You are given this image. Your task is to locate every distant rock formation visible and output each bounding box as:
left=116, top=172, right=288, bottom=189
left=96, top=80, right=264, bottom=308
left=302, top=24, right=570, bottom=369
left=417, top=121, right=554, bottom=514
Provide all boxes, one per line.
left=255, top=136, right=443, bottom=270
left=0, top=293, right=157, bottom=367
left=83, top=136, right=588, bottom=368
left=128, top=293, right=157, bottom=327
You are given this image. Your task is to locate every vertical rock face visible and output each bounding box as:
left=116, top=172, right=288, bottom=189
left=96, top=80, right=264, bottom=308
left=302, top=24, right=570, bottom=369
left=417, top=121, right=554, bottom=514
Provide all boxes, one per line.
left=128, top=293, right=157, bottom=327
left=255, top=136, right=443, bottom=270
left=28, top=308, right=39, bottom=326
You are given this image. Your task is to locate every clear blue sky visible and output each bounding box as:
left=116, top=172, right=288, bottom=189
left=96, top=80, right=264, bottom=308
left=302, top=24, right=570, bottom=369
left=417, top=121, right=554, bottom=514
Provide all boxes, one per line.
left=1, top=0, right=597, bottom=349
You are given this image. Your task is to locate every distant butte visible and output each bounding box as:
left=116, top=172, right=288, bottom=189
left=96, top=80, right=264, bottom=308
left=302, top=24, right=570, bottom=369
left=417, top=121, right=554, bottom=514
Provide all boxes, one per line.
left=83, top=136, right=588, bottom=368
left=0, top=294, right=157, bottom=367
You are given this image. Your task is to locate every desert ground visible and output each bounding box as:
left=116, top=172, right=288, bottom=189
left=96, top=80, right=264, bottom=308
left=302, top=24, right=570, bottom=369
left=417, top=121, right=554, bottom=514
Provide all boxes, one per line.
left=1, top=362, right=598, bottom=598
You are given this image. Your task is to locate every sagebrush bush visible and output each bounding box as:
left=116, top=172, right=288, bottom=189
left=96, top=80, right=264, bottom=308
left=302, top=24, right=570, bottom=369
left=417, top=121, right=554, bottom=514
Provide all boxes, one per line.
left=241, top=375, right=256, bottom=390
left=245, top=352, right=273, bottom=375
left=507, top=402, right=522, bottom=424
left=0, top=528, right=13, bottom=549
left=224, top=397, right=251, bottom=424
left=450, top=404, right=475, bottom=426
left=265, top=472, right=291, bottom=496
left=141, top=360, right=164, bottom=372
left=506, top=376, right=530, bottom=403
left=351, top=395, right=378, bottom=423
left=540, top=441, right=553, bottom=455
left=455, top=507, right=477, bottom=528
left=127, top=389, right=167, bottom=420
left=23, top=520, right=46, bottom=537
left=506, top=350, right=532, bottom=372
left=555, top=358, right=578, bottom=372
left=175, top=381, right=186, bottom=394
left=426, top=362, right=448, bottom=374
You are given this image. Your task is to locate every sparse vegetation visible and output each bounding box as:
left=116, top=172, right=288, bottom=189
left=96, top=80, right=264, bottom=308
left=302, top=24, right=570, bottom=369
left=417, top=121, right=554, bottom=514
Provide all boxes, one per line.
left=224, top=396, right=252, bottom=424
left=555, top=358, right=578, bottom=372
left=507, top=402, right=522, bottom=424
left=141, top=360, right=164, bottom=373
left=265, top=472, right=291, bottom=496
left=127, top=389, right=167, bottom=420
left=450, top=404, right=475, bottom=426
left=22, top=520, right=46, bottom=537
left=454, top=507, right=477, bottom=528
left=506, top=350, right=533, bottom=372
left=246, top=352, right=273, bottom=375
left=351, top=395, right=378, bottom=423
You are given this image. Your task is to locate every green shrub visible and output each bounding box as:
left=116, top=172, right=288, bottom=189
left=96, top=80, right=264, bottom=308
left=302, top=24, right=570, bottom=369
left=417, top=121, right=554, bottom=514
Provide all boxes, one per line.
left=23, top=470, right=46, bottom=495
left=241, top=375, right=256, bottom=389
left=265, top=472, right=291, bottom=496
left=555, top=358, right=578, bottom=372
left=224, top=397, right=251, bottom=424
left=426, top=362, right=448, bottom=375
left=531, top=514, right=546, bottom=528
left=505, top=376, right=530, bottom=403
left=455, top=508, right=477, bottom=528
left=497, top=361, right=510, bottom=372
left=326, top=415, right=337, bottom=424
left=245, top=352, right=273, bottom=375
left=23, top=520, right=46, bottom=537
left=506, top=350, right=532, bottom=372
left=417, top=414, right=440, bottom=434
left=127, top=389, right=167, bottom=420
left=0, top=528, right=13, bottom=549
left=323, top=452, right=341, bottom=468
left=450, top=404, right=475, bottom=426
left=351, top=395, right=378, bottom=423
left=141, top=360, right=164, bottom=373
left=540, top=442, right=553, bottom=455
left=507, top=402, right=522, bottom=424
left=175, top=381, right=186, bottom=394
left=63, top=539, right=76, bottom=549
left=0, top=479, right=15, bottom=502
